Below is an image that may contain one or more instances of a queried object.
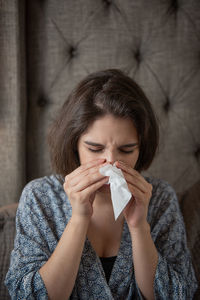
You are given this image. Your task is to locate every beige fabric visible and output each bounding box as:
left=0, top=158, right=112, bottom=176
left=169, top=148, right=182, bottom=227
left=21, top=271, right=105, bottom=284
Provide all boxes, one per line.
left=0, top=0, right=26, bottom=206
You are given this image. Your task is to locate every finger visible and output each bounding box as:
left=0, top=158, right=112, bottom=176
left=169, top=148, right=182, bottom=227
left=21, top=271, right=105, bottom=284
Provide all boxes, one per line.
left=116, top=161, right=145, bottom=181
left=128, top=183, right=152, bottom=203
left=80, top=176, right=109, bottom=198
left=123, top=172, right=149, bottom=194
left=66, top=170, right=108, bottom=193
left=65, top=158, right=106, bottom=181
left=68, top=164, right=107, bottom=188
left=116, top=161, right=150, bottom=189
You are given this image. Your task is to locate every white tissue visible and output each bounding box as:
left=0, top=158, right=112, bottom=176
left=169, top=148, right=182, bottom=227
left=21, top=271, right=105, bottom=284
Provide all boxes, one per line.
left=99, top=164, right=132, bottom=220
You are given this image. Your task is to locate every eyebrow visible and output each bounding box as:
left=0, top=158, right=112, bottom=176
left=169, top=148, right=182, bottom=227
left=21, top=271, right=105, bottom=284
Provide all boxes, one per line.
left=84, top=141, right=138, bottom=147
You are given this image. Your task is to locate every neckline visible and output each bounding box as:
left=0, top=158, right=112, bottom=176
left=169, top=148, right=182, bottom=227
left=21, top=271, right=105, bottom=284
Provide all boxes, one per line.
left=85, top=219, right=131, bottom=261
left=99, top=256, right=117, bottom=260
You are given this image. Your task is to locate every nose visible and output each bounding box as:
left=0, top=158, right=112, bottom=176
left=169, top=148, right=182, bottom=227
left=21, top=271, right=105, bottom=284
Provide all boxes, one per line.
left=104, top=150, right=117, bottom=165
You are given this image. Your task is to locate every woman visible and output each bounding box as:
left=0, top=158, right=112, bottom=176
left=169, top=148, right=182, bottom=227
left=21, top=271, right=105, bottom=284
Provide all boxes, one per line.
left=5, top=69, right=198, bottom=299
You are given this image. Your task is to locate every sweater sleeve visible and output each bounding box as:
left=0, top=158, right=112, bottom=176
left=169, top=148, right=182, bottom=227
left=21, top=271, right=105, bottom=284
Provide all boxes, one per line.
left=5, top=181, right=54, bottom=299
left=148, top=180, right=198, bottom=299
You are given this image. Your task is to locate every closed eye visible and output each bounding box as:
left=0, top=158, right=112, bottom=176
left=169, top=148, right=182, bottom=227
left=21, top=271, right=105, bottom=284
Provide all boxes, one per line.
left=88, top=148, right=134, bottom=154
left=119, top=149, right=134, bottom=154
left=88, top=148, right=103, bottom=153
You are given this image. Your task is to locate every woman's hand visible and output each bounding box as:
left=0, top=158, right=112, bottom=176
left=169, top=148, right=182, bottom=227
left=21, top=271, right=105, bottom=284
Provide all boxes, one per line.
left=63, top=159, right=108, bottom=220
left=115, top=161, right=152, bottom=230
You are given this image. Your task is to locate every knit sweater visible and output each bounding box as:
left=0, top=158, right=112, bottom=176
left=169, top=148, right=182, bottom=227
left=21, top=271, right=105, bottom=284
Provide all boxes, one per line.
left=5, top=174, right=198, bottom=299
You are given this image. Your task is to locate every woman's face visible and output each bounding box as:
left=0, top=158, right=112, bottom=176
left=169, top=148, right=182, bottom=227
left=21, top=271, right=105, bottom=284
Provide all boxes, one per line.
left=78, top=114, right=139, bottom=168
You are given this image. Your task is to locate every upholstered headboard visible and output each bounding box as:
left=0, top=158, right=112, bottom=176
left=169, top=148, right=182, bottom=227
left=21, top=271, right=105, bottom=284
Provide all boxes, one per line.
left=0, top=1, right=200, bottom=208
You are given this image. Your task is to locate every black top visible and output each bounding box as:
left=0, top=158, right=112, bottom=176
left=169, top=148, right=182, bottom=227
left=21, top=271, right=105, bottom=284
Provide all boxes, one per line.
left=99, top=256, right=117, bottom=283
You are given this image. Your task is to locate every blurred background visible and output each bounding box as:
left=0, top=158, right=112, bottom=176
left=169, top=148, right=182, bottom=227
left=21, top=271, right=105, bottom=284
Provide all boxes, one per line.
left=0, top=0, right=200, bottom=298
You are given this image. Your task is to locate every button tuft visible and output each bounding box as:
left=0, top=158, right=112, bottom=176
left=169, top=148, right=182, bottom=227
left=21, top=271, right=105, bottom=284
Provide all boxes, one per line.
left=163, top=98, right=170, bottom=112
left=135, top=50, right=141, bottom=63
left=69, top=46, right=77, bottom=58
left=37, top=95, right=48, bottom=107
left=167, top=0, right=179, bottom=15
left=134, top=49, right=142, bottom=64
left=103, top=0, right=112, bottom=6
left=194, top=146, right=200, bottom=160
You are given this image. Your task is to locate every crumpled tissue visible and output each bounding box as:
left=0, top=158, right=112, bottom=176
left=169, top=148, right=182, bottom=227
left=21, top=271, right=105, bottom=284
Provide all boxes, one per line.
left=99, top=164, right=132, bottom=220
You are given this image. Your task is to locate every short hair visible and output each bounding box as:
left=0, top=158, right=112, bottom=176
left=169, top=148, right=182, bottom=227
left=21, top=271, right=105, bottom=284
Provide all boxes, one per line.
left=48, top=69, right=159, bottom=177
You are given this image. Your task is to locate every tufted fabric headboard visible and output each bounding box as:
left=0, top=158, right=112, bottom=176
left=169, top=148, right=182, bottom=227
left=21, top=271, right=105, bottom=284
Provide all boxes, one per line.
left=0, top=0, right=200, bottom=207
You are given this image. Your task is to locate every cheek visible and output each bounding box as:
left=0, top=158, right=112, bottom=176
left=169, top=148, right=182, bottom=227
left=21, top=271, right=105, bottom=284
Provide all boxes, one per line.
left=78, top=150, right=89, bottom=164
left=78, top=149, right=100, bottom=164
left=133, top=150, right=140, bottom=164
left=122, top=151, right=139, bottom=168
left=133, top=153, right=139, bottom=168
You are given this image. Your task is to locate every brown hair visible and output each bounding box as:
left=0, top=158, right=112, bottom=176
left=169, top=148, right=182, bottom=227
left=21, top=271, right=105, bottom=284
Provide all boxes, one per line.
left=48, top=69, right=159, bottom=177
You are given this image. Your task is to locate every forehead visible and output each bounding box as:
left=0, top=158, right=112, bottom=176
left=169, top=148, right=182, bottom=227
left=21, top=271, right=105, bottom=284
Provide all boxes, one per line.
left=80, top=114, right=138, bottom=141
